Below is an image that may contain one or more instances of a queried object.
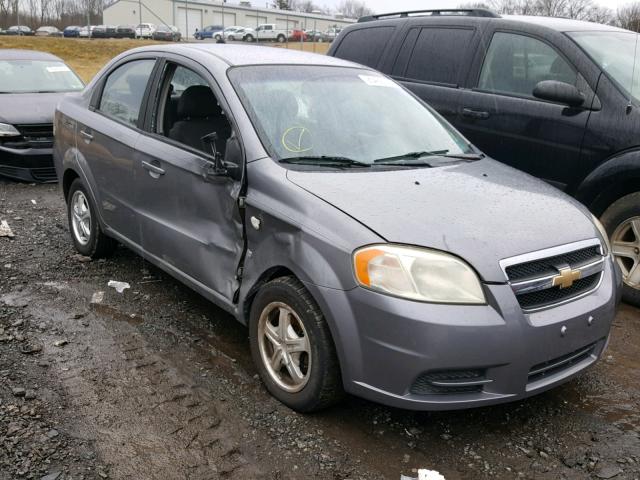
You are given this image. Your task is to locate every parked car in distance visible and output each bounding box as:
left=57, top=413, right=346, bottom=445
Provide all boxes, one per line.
left=152, top=25, right=181, bottom=42
left=329, top=9, right=640, bottom=306
left=222, top=26, right=245, bottom=41
left=290, top=29, right=308, bottom=42
left=54, top=44, right=619, bottom=413
left=304, top=29, right=325, bottom=42
left=92, top=25, right=117, bottom=38
left=78, top=26, right=95, bottom=38
left=63, top=26, right=81, bottom=37
left=6, top=26, right=34, bottom=36
left=323, top=26, right=342, bottom=41
left=1, top=49, right=84, bottom=182
left=244, top=23, right=288, bottom=42
left=116, top=25, right=136, bottom=39
left=35, top=26, right=62, bottom=37
left=135, top=23, right=156, bottom=38
left=194, top=24, right=224, bottom=40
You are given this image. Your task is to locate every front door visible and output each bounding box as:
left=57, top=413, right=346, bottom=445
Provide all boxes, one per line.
left=457, top=30, right=591, bottom=189
left=134, top=60, right=244, bottom=304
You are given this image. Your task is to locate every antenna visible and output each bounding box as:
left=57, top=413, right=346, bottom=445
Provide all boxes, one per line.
left=628, top=30, right=639, bottom=114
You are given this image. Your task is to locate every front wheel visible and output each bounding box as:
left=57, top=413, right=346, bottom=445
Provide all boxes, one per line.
left=249, top=276, right=343, bottom=412
left=245, top=34, right=254, bottom=42
left=67, top=179, right=116, bottom=258
left=601, top=192, right=640, bottom=306
left=277, top=34, right=286, bottom=43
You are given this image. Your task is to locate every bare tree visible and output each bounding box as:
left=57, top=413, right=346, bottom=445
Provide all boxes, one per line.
left=337, top=0, right=373, bottom=19
left=618, top=2, right=640, bottom=31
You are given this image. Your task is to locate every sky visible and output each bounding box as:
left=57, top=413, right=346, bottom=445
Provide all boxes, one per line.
left=320, top=0, right=627, bottom=15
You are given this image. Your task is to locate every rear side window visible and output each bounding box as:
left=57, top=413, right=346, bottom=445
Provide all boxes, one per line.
left=334, top=26, right=395, bottom=68
left=398, top=27, right=475, bottom=85
left=99, top=59, right=155, bottom=126
left=478, top=32, right=577, bottom=97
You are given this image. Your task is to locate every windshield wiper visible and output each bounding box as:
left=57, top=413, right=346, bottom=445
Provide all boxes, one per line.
left=373, top=150, right=484, bottom=165
left=279, top=156, right=371, bottom=168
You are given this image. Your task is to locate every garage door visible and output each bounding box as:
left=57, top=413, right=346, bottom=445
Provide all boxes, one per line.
left=177, top=7, right=202, bottom=38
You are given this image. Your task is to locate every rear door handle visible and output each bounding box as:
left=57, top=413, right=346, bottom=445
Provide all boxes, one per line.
left=462, top=108, right=490, bottom=120
left=80, top=129, right=93, bottom=141
left=142, top=160, right=166, bottom=177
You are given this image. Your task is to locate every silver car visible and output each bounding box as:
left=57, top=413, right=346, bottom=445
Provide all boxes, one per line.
left=53, top=45, right=621, bottom=412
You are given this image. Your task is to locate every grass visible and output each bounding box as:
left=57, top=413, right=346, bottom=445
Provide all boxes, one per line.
left=0, top=36, right=330, bottom=83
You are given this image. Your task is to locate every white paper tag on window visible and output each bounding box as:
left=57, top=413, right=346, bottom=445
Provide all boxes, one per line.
left=359, top=74, right=397, bottom=88
left=47, top=65, right=71, bottom=73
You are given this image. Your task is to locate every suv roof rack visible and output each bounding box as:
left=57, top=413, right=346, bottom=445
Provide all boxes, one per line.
left=358, top=9, right=500, bottom=23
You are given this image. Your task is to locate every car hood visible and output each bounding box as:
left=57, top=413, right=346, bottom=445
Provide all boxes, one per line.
left=0, top=92, right=74, bottom=124
left=286, top=159, right=599, bottom=282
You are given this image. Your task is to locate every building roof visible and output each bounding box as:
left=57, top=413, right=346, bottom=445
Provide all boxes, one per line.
left=130, top=43, right=362, bottom=67
left=0, top=49, right=63, bottom=61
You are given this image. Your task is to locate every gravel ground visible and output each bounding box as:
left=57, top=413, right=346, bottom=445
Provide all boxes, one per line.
left=0, top=179, right=639, bottom=480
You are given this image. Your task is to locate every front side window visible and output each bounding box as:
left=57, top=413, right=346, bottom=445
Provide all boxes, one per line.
left=229, top=65, right=471, bottom=165
left=0, top=60, right=84, bottom=93
left=98, top=59, right=155, bottom=126
left=478, top=32, right=577, bottom=97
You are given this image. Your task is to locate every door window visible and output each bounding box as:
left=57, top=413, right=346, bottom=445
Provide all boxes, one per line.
left=155, top=64, right=231, bottom=156
left=399, top=27, right=475, bottom=85
left=98, top=59, right=155, bottom=126
left=478, top=32, right=577, bottom=97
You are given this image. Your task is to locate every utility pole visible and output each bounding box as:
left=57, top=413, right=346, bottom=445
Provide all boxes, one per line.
left=139, top=0, right=142, bottom=30
left=185, top=0, right=189, bottom=39
left=222, top=0, right=225, bottom=29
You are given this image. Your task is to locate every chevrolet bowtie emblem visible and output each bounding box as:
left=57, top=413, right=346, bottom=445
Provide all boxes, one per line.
left=552, top=266, right=582, bottom=289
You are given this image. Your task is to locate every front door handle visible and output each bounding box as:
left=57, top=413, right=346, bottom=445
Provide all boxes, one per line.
left=462, top=108, right=490, bottom=120
left=80, top=129, right=93, bottom=141
left=142, top=160, right=166, bottom=177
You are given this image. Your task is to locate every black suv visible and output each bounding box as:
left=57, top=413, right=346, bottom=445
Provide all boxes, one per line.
left=328, top=9, right=640, bottom=306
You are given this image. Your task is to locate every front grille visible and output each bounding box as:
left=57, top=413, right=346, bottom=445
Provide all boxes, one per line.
left=410, top=369, right=486, bottom=395
left=14, top=124, right=54, bottom=148
left=516, top=273, right=600, bottom=310
left=528, top=343, right=596, bottom=384
left=506, top=246, right=601, bottom=282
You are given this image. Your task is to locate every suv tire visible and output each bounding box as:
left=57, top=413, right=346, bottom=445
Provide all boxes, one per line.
left=249, top=276, right=343, bottom=412
left=601, top=192, right=640, bottom=306
left=67, top=178, right=116, bottom=258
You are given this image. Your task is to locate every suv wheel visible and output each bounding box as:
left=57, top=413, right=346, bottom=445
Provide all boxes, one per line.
left=601, top=192, right=640, bottom=306
left=245, top=34, right=254, bottom=42
left=277, top=34, right=286, bottom=43
left=67, top=179, right=116, bottom=258
left=249, top=276, right=343, bottom=412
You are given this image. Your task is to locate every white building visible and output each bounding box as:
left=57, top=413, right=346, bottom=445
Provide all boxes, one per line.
left=103, top=0, right=355, bottom=38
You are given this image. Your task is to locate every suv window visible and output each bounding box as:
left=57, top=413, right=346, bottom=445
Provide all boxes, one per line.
left=398, top=27, right=475, bottom=85
left=99, top=59, right=155, bottom=126
left=478, top=32, right=577, bottom=97
left=333, top=26, right=394, bottom=68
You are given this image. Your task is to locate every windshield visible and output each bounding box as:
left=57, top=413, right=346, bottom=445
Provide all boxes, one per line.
left=0, top=60, right=84, bottom=93
left=569, top=30, right=640, bottom=101
left=228, top=66, right=472, bottom=165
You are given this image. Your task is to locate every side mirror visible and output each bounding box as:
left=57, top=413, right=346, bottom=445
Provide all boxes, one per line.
left=201, top=132, right=243, bottom=182
left=533, top=80, right=585, bottom=107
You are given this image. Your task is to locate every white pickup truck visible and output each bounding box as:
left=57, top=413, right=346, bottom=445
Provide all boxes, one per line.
left=243, top=24, right=288, bottom=43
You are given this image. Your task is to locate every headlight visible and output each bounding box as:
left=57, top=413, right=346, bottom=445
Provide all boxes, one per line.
left=0, top=123, right=20, bottom=137
left=591, top=214, right=611, bottom=256
left=353, top=244, right=485, bottom=304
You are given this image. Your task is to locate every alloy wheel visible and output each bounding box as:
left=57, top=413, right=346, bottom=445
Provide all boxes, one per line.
left=258, top=302, right=311, bottom=393
left=612, top=216, right=640, bottom=288
left=71, top=190, right=91, bottom=246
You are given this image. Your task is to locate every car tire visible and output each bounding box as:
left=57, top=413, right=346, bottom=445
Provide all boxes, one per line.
left=277, top=34, right=286, bottom=43
left=67, top=179, right=116, bottom=259
left=249, top=276, right=343, bottom=412
left=245, top=34, right=254, bottom=42
left=600, top=192, right=640, bottom=306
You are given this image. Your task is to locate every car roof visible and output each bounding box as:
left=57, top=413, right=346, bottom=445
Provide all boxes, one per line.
left=0, top=49, right=62, bottom=61
left=127, top=44, right=365, bottom=68
left=502, top=15, right=629, bottom=33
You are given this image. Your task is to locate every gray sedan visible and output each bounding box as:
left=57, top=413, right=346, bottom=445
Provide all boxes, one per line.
left=53, top=44, right=620, bottom=412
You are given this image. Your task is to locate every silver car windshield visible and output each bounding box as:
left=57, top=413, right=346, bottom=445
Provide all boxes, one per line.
left=569, top=30, right=640, bottom=101
left=228, top=66, right=473, bottom=164
left=0, top=60, right=84, bottom=93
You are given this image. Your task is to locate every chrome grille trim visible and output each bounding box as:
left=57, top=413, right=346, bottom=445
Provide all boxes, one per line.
left=509, top=258, right=604, bottom=295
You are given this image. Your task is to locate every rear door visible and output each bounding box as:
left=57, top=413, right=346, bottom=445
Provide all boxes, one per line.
left=387, top=23, right=482, bottom=124
left=133, top=56, right=245, bottom=305
left=457, top=27, right=592, bottom=188
left=76, top=56, right=157, bottom=243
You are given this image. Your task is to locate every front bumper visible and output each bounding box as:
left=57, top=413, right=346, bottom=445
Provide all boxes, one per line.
left=307, top=257, right=620, bottom=410
left=0, top=146, right=57, bottom=182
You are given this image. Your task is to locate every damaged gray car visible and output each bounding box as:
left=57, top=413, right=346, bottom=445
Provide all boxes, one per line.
left=53, top=45, right=621, bottom=412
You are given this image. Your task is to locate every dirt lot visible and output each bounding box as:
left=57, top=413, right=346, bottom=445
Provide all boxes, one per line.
left=0, top=36, right=331, bottom=82
left=0, top=179, right=639, bottom=480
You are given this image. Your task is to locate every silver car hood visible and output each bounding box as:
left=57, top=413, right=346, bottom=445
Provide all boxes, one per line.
left=286, top=159, right=599, bottom=282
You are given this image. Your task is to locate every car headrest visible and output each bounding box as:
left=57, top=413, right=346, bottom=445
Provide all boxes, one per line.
left=177, top=85, right=222, bottom=119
